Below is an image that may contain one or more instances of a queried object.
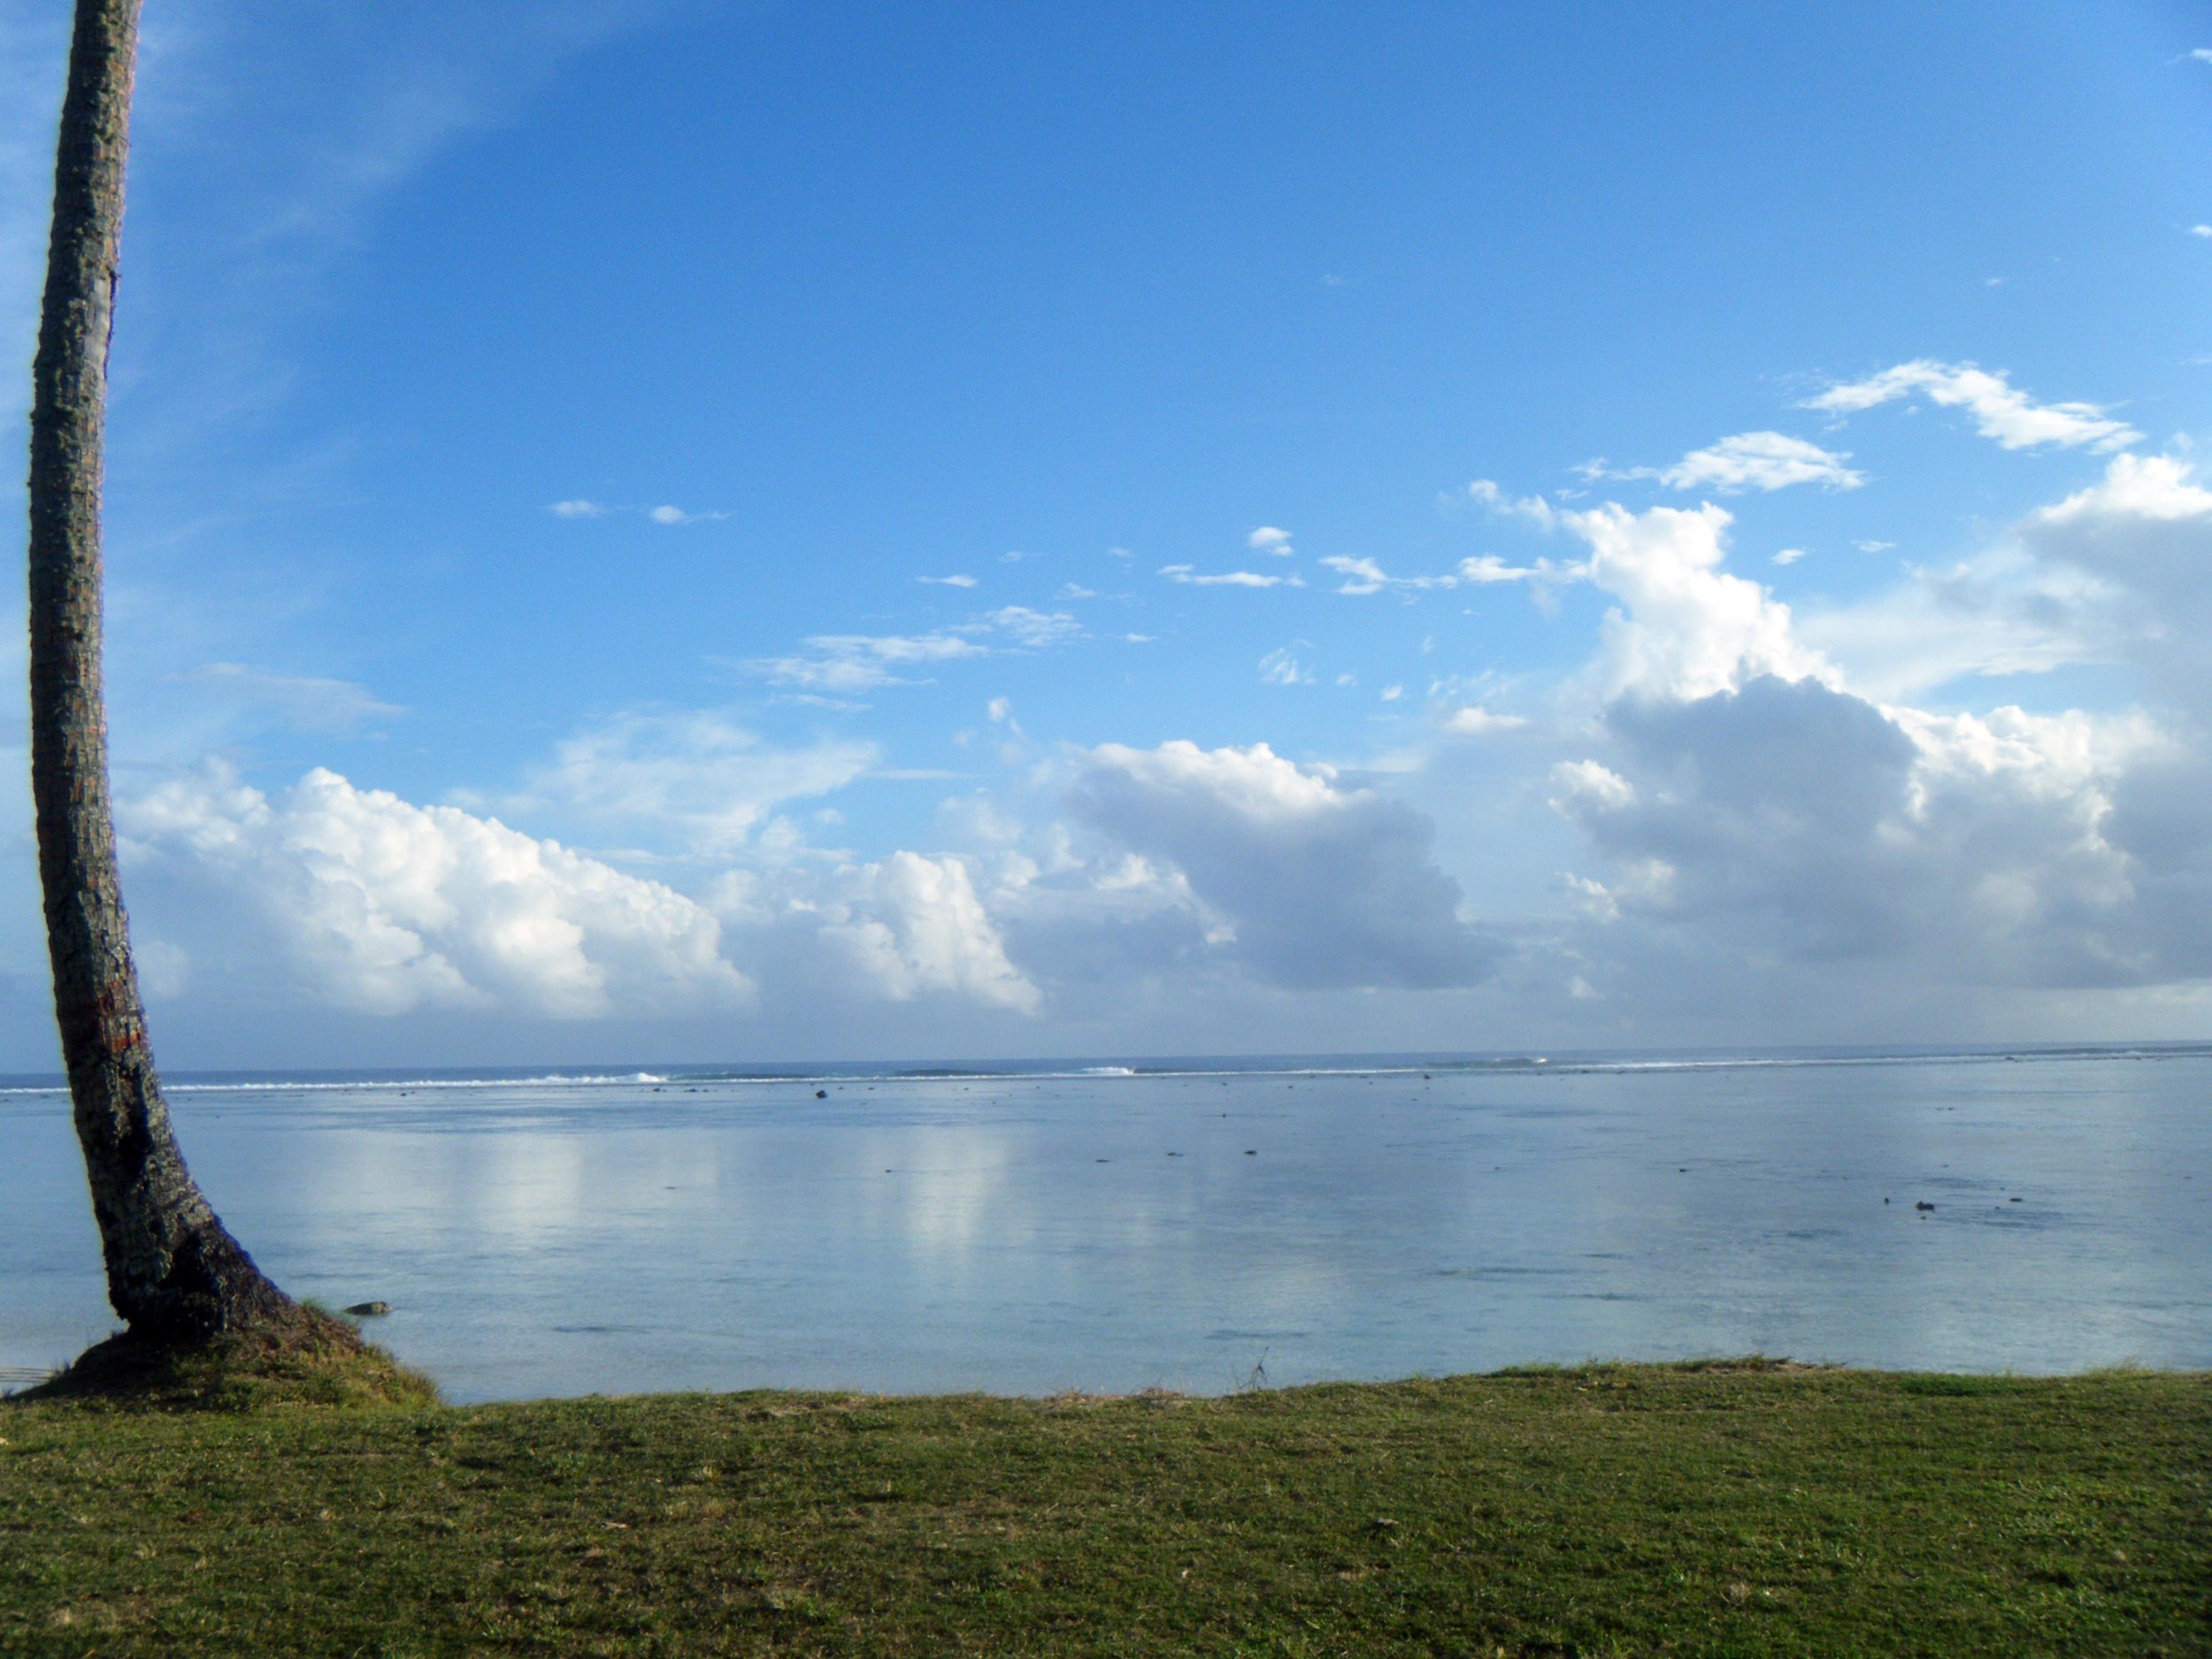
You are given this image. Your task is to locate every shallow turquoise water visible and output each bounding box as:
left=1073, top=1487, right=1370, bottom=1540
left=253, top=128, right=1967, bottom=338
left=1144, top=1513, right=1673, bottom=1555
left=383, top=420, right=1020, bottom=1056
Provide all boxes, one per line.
left=3, top=1050, right=2206, bottom=1402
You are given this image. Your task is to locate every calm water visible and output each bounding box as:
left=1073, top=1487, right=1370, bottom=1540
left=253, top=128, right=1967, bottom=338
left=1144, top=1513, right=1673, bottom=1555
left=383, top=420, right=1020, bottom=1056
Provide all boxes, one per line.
left=3, top=1049, right=2207, bottom=1402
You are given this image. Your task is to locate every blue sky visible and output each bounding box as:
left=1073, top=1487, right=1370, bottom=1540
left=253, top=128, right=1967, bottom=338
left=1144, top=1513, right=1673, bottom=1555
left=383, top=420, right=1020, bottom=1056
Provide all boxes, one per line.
left=4, top=0, right=2212, bottom=1067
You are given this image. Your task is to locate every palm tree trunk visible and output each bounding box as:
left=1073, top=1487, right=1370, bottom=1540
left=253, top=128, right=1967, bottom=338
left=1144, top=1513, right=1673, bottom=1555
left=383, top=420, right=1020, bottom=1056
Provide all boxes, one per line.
left=27, top=0, right=294, bottom=1342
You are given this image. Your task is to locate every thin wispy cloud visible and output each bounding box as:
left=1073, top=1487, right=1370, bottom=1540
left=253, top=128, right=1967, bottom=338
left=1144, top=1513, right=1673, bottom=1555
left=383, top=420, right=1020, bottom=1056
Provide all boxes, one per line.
left=739, top=607, right=1081, bottom=692
left=1321, top=556, right=1460, bottom=595
left=918, top=574, right=978, bottom=588
left=1440, top=705, right=1527, bottom=736
left=1804, top=360, right=2141, bottom=452
left=1598, top=432, right=1865, bottom=495
left=549, top=499, right=728, bottom=525
left=180, top=663, right=403, bottom=733
left=1161, top=565, right=1301, bottom=588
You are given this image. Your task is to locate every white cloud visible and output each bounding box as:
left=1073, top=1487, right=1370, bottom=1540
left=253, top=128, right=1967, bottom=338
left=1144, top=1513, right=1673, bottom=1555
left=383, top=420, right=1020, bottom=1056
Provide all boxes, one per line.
left=979, top=606, right=1083, bottom=647
left=749, top=630, right=989, bottom=692
left=818, top=853, right=1040, bottom=1012
left=1456, top=553, right=1553, bottom=584
left=549, top=500, right=726, bottom=525
left=1441, top=705, right=1528, bottom=736
left=122, top=765, right=754, bottom=1018
left=919, top=573, right=979, bottom=588
left=1259, top=648, right=1313, bottom=686
left=519, top=710, right=875, bottom=852
left=1380, top=684, right=1403, bottom=702
left=2193, top=225, right=2212, bottom=240
left=1582, top=434, right=1863, bottom=494
left=1549, top=759, right=1635, bottom=814
left=1655, top=432, right=1863, bottom=494
left=1064, top=741, right=1496, bottom=989
left=1248, top=526, right=1295, bottom=557
left=1796, top=547, right=2116, bottom=703
left=1321, top=555, right=1459, bottom=595
left=1770, top=547, right=1808, bottom=566
left=1160, top=565, right=1297, bottom=588
left=1552, top=675, right=2161, bottom=980
left=1559, top=500, right=1830, bottom=703
left=1804, top=360, right=2140, bottom=452
left=1466, top=479, right=1559, bottom=529
left=743, top=607, right=1079, bottom=692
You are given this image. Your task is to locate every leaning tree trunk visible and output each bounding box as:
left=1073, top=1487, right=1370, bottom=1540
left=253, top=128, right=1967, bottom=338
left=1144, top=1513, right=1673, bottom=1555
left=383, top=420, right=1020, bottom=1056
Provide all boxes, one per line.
left=27, top=0, right=294, bottom=1342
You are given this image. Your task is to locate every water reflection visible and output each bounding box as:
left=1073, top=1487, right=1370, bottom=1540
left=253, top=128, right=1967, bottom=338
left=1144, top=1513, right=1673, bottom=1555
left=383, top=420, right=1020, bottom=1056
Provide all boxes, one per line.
left=2, top=1054, right=2206, bottom=1401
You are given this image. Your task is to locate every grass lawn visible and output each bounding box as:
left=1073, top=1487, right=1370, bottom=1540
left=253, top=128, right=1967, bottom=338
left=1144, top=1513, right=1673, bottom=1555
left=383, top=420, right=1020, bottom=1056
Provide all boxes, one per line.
left=2, top=1362, right=2206, bottom=1656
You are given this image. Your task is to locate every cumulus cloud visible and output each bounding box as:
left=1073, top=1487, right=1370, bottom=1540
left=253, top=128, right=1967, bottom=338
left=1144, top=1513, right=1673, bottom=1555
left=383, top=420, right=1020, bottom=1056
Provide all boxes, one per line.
left=1804, top=361, right=2140, bottom=452
left=817, top=852, right=1041, bottom=1011
left=1248, top=526, right=1295, bottom=556
left=2014, top=452, right=2212, bottom=697
left=122, top=766, right=755, bottom=1018
left=1064, top=741, right=1496, bottom=989
left=1794, top=453, right=2211, bottom=703
left=1258, top=648, right=1313, bottom=686
left=1553, top=679, right=2155, bottom=979
left=1559, top=500, right=1830, bottom=703
left=1525, top=449, right=2212, bottom=998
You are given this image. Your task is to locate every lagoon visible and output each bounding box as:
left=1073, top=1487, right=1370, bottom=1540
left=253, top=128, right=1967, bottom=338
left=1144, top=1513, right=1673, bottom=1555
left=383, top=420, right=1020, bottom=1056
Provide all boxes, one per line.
left=4, top=1048, right=2207, bottom=1402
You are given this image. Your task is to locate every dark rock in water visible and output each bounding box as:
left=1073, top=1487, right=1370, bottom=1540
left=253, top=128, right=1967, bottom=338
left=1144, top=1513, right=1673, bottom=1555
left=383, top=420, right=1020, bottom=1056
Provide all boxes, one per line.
left=343, top=1301, right=393, bottom=1317
left=1914, top=1202, right=1935, bottom=1212
left=815, top=1088, right=828, bottom=1099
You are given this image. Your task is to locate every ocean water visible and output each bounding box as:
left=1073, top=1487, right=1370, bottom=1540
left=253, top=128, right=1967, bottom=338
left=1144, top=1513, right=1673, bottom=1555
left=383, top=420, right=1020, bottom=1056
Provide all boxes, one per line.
left=2, top=1047, right=2207, bottom=1402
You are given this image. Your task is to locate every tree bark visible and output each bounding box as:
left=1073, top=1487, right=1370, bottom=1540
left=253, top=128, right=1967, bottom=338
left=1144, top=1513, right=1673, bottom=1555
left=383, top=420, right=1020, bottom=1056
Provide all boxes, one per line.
left=27, top=0, right=294, bottom=1342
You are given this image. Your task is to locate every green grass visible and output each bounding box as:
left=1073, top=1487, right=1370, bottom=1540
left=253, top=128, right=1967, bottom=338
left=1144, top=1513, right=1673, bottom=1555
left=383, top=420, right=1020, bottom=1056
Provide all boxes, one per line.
left=3, top=1363, right=2206, bottom=1656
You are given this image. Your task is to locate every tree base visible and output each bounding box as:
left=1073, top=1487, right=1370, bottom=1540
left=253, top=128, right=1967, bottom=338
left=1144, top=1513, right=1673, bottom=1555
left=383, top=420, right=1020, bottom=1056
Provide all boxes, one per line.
left=12, top=1304, right=438, bottom=1410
